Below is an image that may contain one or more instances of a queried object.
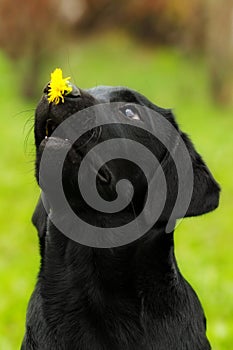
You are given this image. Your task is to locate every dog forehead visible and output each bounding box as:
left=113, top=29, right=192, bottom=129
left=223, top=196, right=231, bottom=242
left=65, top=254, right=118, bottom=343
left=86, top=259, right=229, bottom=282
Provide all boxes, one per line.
left=86, top=86, right=142, bottom=103
left=86, top=86, right=173, bottom=119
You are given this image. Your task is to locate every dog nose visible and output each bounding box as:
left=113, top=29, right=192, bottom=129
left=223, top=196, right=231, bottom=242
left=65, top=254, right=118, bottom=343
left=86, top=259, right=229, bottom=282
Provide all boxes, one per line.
left=43, top=83, right=81, bottom=98
left=67, top=84, right=82, bottom=97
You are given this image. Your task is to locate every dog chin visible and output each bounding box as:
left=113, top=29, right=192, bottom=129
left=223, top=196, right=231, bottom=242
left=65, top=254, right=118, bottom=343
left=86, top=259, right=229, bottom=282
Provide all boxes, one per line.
left=36, top=136, right=80, bottom=195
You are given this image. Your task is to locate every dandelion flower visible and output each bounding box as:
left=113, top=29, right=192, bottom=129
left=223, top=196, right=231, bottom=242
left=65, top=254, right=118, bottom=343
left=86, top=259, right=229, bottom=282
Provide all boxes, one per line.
left=47, top=68, right=72, bottom=105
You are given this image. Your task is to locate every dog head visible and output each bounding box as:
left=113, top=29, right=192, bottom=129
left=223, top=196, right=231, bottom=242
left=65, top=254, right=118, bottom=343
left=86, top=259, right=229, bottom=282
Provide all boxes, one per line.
left=34, top=84, right=220, bottom=244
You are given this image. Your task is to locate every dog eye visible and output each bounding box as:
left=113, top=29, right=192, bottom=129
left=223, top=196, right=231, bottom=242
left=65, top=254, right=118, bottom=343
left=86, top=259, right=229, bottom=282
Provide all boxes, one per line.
left=120, top=105, right=141, bottom=120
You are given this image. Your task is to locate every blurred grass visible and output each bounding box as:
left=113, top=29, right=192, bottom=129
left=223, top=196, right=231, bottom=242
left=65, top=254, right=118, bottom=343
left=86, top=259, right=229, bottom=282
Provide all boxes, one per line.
left=0, top=33, right=232, bottom=349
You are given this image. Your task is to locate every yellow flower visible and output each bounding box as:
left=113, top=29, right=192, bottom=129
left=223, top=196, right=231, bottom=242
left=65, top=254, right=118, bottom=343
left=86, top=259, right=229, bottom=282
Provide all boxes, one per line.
left=47, top=68, right=72, bottom=105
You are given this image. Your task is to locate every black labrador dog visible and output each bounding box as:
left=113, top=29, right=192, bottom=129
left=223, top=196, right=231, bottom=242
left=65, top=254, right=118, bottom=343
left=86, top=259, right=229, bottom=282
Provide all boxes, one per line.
left=21, top=84, right=220, bottom=350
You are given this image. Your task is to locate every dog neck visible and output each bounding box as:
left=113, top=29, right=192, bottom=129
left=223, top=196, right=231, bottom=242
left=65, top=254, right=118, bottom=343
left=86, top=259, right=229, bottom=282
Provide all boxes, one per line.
left=40, top=221, right=178, bottom=295
left=36, top=221, right=184, bottom=344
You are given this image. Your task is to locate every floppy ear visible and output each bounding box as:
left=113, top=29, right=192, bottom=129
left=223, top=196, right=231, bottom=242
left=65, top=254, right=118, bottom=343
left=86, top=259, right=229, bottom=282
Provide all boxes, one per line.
left=180, top=132, right=220, bottom=217
left=144, top=111, right=220, bottom=226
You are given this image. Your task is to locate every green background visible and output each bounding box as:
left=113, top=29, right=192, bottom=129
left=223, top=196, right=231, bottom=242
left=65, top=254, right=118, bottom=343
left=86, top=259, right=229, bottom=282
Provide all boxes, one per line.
left=0, top=35, right=232, bottom=349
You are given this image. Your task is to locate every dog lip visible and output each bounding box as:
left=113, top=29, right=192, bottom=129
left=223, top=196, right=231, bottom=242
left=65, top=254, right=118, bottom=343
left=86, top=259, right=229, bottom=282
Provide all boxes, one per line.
left=74, top=126, right=102, bottom=151
left=97, top=166, right=112, bottom=185
left=40, top=126, right=102, bottom=155
left=40, top=136, right=72, bottom=150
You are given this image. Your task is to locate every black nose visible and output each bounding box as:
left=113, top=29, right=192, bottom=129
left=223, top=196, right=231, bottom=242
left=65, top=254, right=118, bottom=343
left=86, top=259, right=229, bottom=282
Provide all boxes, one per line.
left=43, top=83, right=81, bottom=98
left=67, top=84, right=82, bottom=97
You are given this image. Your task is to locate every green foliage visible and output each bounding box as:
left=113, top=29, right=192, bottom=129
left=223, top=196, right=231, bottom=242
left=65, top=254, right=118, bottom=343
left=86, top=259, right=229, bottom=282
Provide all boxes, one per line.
left=0, top=35, right=232, bottom=349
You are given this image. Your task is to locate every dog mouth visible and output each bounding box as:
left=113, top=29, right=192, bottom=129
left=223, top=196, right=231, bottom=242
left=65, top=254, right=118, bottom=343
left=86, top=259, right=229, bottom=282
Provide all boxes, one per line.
left=42, top=116, right=102, bottom=152
left=38, top=116, right=104, bottom=177
left=35, top=94, right=111, bottom=191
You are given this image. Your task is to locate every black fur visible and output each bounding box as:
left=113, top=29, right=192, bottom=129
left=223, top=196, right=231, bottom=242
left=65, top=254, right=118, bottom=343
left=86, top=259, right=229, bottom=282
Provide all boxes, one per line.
left=21, top=86, right=220, bottom=349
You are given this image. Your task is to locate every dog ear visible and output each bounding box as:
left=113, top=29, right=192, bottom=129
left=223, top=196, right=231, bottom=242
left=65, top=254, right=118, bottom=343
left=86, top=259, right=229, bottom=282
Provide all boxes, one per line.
left=179, top=132, right=220, bottom=217
left=144, top=112, right=220, bottom=227
left=32, top=195, right=48, bottom=239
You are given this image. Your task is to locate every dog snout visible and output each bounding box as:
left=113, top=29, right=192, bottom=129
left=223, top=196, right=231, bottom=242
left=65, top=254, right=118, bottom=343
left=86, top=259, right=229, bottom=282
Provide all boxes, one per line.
left=35, top=84, right=98, bottom=146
